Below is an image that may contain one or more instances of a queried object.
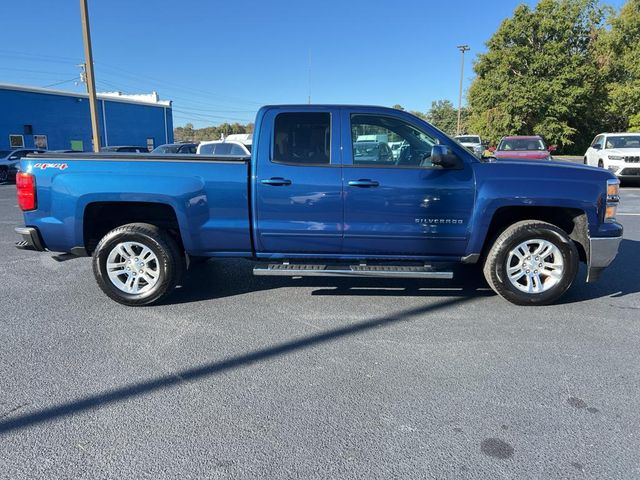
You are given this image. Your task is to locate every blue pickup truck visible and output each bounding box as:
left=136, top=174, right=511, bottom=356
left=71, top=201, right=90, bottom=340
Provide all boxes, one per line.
left=15, top=105, right=622, bottom=306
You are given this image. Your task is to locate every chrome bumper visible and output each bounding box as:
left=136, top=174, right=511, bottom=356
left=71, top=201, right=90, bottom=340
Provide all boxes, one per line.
left=587, top=236, right=622, bottom=282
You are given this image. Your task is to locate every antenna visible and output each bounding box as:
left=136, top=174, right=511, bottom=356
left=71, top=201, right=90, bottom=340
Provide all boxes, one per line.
left=307, top=49, right=311, bottom=104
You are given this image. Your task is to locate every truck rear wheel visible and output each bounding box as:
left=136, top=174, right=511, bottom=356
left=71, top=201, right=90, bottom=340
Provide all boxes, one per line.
left=92, top=223, right=185, bottom=306
left=483, top=220, right=579, bottom=306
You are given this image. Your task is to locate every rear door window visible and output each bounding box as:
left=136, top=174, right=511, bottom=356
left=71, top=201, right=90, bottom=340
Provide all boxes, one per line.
left=273, top=112, right=330, bottom=165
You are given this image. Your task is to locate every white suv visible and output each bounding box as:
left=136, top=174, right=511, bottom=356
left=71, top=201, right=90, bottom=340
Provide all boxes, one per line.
left=454, top=135, right=485, bottom=157
left=584, top=133, right=640, bottom=179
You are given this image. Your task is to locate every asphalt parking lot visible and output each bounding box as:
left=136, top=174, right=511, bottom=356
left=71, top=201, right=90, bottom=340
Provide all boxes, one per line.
left=0, top=182, right=639, bottom=479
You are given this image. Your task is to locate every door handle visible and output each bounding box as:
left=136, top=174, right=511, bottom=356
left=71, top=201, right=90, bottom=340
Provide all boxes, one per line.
left=348, top=179, right=379, bottom=188
left=261, top=177, right=292, bottom=186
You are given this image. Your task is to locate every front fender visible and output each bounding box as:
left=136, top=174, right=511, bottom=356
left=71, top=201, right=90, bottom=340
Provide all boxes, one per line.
left=467, top=162, right=609, bottom=256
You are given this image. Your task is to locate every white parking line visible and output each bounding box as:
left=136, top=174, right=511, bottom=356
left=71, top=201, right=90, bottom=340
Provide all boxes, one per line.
left=618, top=213, right=640, bottom=216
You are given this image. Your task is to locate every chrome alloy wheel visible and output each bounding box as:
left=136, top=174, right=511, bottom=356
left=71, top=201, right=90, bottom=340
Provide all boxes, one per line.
left=106, top=241, right=160, bottom=294
left=506, top=239, right=564, bottom=294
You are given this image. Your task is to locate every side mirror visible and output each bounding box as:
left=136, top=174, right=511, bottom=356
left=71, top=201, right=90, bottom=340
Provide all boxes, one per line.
left=592, top=143, right=602, bottom=150
left=431, top=145, right=463, bottom=169
left=548, top=145, right=557, bottom=152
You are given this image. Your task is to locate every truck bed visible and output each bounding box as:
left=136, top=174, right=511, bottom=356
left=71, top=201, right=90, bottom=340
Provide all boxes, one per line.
left=21, top=152, right=253, bottom=256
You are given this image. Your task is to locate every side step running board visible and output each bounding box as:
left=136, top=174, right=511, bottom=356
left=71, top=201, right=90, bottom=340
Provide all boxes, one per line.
left=253, top=263, right=453, bottom=279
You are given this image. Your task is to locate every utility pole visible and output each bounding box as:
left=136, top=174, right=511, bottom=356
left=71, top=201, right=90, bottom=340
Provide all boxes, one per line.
left=456, top=44, right=470, bottom=136
left=80, top=0, right=101, bottom=152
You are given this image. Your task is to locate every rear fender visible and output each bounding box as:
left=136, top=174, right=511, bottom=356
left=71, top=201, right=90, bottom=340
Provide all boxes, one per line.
left=52, top=173, right=206, bottom=252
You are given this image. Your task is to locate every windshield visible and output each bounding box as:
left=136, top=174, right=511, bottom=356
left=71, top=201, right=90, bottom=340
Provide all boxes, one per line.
left=498, top=138, right=546, bottom=151
left=152, top=145, right=181, bottom=153
left=606, top=136, right=640, bottom=149
left=456, top=136, right=480, bottom=144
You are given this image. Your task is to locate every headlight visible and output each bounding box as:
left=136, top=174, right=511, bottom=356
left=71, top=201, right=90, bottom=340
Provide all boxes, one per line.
left=608, top=155, right=624, bottom=161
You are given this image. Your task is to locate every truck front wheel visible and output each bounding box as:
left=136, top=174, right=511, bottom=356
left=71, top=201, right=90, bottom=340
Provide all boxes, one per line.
left=92, top=223, right=185, bottom=306
left=483, top=221, right=579, bottom=305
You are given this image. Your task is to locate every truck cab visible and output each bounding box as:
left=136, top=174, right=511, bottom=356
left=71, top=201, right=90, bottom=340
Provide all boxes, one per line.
left=253, top=106, right=475, bottom=258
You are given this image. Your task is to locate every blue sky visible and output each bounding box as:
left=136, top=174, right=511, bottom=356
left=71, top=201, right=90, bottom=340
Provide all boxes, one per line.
left=0, top=0, right=627, bottom=128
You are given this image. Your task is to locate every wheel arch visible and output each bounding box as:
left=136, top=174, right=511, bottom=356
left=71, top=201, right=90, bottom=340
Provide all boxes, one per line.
left=480, top=206, right=589, bottom=264
left=83, top=201, right=184, bottom=255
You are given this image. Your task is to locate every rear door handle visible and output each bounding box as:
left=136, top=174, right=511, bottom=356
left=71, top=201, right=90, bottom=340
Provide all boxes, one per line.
left=261, top=177, right=292, bottom=186
left=348, top=179, right=379, bottom=188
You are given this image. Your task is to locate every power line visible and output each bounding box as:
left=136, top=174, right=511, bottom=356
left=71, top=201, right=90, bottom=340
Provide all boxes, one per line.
left=0, top=48, right=266, bottom=107
left=95, top=78, right=257, bottom=115
left=172, top=108, right=254, bottom=123
left=172, top=115, right=253, bottom=127
left=0, top=48, right=80, bottom=63
left=42, top=78, right=80, bottom=88
left=0, top=66, right=76, bottom=76
left=94, top=61, right=266, bottom=106
left=0, top=48, right=265, bottom=114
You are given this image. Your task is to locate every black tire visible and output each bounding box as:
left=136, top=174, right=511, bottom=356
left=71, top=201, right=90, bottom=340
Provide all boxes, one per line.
left=483, top=220, right=579, bottom=306
left=598, top=159, right=604, bottom=168
left=583, top=157, right=587, bottom=165
left=92, top=223, right=185, bottom=306
left=0, top=167, right=7, bottom=183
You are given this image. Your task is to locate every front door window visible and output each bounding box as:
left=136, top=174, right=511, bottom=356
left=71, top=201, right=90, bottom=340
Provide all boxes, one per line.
left=351, top=114, right=436, bottom=168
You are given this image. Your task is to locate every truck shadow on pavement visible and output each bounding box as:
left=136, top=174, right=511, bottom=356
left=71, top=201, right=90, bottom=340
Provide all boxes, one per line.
left=0, top=296, right=473, bottom=436
left=168, top=262, right=494, bottom=305
left=170, top=239, right=640, bottom=305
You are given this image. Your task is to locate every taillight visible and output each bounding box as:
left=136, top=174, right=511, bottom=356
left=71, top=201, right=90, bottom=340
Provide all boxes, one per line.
left=16, top=172, right=36, bottom=211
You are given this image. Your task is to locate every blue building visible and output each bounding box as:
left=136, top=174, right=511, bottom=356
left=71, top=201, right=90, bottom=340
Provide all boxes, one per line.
left=0, top=83, right=173, bottom=151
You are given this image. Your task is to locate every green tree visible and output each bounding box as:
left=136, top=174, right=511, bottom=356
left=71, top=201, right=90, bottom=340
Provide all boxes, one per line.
left=390, top=104, right=428, bottom=121
left=467, top=0, right=610, bottom=151
left=408, top=110, right=428, bottom=121
left=598, top=0, right=640, bottom=132
left=174, top=121, right=254, bottom=143
left=426, top=100, right=467, bottom=136
left=174, top=123, right=195, bottom=142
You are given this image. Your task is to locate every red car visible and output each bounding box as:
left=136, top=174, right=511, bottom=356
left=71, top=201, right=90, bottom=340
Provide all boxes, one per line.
left=491, top=135, right=556, bottom=160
